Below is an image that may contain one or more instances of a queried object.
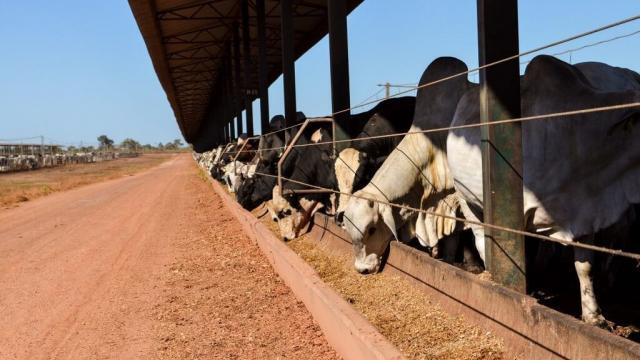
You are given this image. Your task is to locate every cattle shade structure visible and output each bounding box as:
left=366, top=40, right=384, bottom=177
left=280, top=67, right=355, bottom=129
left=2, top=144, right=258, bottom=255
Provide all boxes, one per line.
left=132, top=0, right=530, bottom=297
left=129, top=0, right=362, bottom=152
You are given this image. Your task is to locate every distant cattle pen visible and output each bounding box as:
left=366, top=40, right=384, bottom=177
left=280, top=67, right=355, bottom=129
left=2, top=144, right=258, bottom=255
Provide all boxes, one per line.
left=0, top=143, right=120, bottom=174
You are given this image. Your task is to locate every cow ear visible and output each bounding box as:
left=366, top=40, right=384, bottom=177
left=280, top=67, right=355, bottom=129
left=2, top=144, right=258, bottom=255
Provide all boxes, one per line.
left=380, top=203, right=398, bottom=241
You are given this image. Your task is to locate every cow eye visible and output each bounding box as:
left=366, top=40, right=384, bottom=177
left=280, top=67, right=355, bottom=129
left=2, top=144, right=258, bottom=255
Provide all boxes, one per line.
left=283, top=209, right=292, bottom=216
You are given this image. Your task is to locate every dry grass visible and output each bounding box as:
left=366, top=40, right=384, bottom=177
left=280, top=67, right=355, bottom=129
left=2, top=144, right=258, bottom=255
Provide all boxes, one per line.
left=251, top=205, right=504, bottom=360
left=0, top=154, right=174, bottom=208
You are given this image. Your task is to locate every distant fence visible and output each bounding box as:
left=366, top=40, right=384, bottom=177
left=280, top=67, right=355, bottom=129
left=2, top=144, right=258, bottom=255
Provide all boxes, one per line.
left=117, top=152, right=140, bottom=158
left=0, top=146, right=119, bottom=174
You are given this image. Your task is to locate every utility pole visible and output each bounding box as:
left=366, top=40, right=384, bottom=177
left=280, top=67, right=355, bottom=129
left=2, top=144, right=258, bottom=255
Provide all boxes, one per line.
left=40, top=135, right=45, bottom=158
left=377, top=83, right=419, bottom=100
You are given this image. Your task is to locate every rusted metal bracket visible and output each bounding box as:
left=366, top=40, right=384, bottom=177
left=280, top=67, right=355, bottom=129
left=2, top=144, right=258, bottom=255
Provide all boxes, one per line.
left=277, top=118, right=335, bottom=197
left=218, top=142, right=234, bottom=164
left=232, top=135, right=260, bottom=174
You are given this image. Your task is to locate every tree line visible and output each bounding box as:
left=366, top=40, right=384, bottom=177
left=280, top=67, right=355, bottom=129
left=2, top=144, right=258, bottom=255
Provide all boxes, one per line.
left=65, top=135, right=185, bottom=153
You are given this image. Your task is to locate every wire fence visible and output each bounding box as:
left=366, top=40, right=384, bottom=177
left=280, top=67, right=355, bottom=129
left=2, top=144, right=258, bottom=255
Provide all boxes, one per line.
left=249, top=14, right=640, bottom=150
left=208, top=13, right=640, bottom=263
left=232, top=101, right=640, bottom=155
left=252, top=171, right=640, bottom=262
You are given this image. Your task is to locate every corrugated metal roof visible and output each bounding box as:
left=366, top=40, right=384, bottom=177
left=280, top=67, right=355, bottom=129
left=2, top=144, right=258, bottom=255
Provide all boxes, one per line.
left=129, top=0, right=362, bottom=143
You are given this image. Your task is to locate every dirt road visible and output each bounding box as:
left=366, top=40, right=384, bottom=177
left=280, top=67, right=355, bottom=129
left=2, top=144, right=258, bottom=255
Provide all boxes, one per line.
left=0, top=153, right=173, bottom=208
left=0, top=154, right=335, bottom=359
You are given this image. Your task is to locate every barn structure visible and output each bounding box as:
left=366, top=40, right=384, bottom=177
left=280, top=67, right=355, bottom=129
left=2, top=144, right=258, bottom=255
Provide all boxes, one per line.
left=129, top=0, right=526, bottom=293
left=129, top=2, right=640, bottom=357
left=129, top=0, right=363, bottom=151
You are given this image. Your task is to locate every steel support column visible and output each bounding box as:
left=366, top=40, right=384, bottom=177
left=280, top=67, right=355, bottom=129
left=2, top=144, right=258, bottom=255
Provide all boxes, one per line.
left=328, top=0, right=351, bottom=152
left=257, top=0, right=270, bottom=133
left=225, top=51, right=236, bottom=140
left=477, top=0, right=526, bottom=293
left=233, top=24, right=244, bottom=136
left=242, top=0, right=254, bottom=136
left=280, top=0, right=296, bottom=127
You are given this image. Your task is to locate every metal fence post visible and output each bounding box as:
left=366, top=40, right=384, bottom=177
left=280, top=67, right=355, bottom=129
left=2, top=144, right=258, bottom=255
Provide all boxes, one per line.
left=477, top=0, right=526, bottom=292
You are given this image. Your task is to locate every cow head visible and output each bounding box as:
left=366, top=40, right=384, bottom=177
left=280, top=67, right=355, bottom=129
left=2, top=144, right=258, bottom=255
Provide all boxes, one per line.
left=334, top=148, right=378, bottom=225
left=340, top=190, right=397, bottom=274
left=258, top=132, right=285, bottom=164
left=236, top=173, right=276, bottom=210
left=268, top=185, right=323, bottom=240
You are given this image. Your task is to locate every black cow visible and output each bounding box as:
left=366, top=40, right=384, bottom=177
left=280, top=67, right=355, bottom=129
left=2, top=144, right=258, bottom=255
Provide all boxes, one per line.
left=236, top=113, right=305, bottom=210
left=268, top=97, right=416, bottom=240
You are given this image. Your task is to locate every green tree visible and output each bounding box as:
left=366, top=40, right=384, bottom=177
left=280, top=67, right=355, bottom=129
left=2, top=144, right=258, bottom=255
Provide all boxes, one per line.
left=97, top=135, right=114, bottom=150
left=120, top=138, right=141, bottom=152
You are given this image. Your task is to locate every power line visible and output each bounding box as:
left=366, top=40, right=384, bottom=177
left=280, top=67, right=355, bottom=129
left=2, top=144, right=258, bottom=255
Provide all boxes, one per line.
left=329, top=14, right=640, bottom=117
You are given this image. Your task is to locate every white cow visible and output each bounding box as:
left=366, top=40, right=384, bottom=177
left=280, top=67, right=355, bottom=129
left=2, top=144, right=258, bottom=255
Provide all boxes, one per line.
left=447, top=55, right=640, bottom=326
left=340, top=57, right=473, bottom=273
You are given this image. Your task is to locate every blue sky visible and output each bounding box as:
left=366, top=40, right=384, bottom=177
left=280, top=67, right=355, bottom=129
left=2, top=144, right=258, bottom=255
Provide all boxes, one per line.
left=1, top=1, right=639, bottom=146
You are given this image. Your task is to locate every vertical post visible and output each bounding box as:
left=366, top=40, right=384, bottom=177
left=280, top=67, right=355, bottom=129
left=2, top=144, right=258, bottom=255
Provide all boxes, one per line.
left=280, top=0, right=296, bottom=128
left=256, top=0, right=270, bottom=133
left=233, top=23, right=244, bottom=136
left=477, top=0, right=526, bottom=293
left=225, top=51, right=236, bottom=140
left=385, top=82, right=390, bottom=99
left=328, top=0, right=351, bottom=152
left=242, top=0, right=254, bottom=136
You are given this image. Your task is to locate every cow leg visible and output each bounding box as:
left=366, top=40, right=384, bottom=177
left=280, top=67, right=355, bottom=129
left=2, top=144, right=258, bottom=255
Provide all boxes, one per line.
left=224, top=175, right=233, bottom=192
left=573, top=234, right=607, bottom=327
left=462, top=231, right=484, bottom=272
left=458, top=198, right=485, bottom=263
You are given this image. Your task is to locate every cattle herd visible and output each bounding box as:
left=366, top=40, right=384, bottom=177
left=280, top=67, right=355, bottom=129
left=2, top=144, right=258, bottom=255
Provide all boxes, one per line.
left=195, top=55, right=640, bottom=331
left=0, top=152, right=118, bottom=173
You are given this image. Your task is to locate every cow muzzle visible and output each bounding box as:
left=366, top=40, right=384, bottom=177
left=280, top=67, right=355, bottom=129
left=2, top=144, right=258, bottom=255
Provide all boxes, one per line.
left=335, top=211, right=345, bottom=226
left=354, top=253, right=380, bottom=274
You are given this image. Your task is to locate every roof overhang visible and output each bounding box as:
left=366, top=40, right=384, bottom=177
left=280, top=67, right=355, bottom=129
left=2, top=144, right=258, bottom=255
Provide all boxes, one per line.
left=129, top=0, right=363, bottom=145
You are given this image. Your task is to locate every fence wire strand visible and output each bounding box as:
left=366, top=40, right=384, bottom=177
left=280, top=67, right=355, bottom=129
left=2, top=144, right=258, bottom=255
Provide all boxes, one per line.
left=207, top=14, right=640, bottom=263
left=252, top=15, right=639, bottom=138
left=250, top=171, right=640, bottom=262
left=233, top=101, right=640, bottom=154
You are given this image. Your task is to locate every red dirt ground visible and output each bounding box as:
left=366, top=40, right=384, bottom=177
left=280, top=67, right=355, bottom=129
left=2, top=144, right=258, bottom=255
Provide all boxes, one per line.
left=0, top=154, right=337, bottom=359
left=0, top=153, right=173, bottom=208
